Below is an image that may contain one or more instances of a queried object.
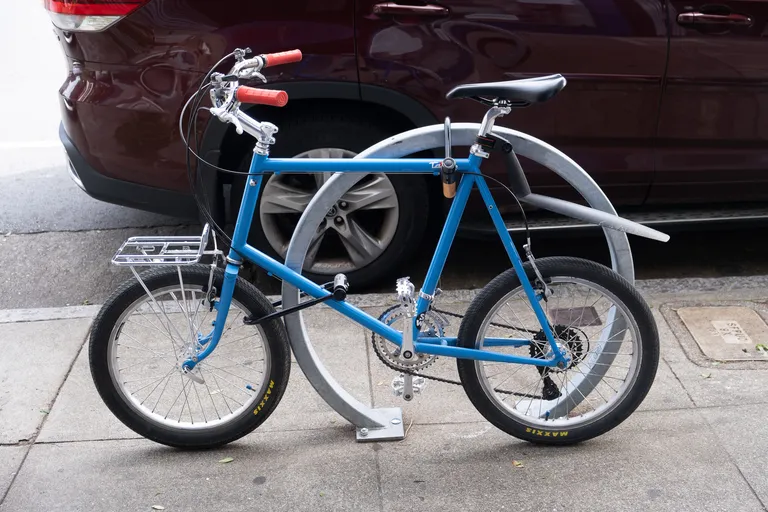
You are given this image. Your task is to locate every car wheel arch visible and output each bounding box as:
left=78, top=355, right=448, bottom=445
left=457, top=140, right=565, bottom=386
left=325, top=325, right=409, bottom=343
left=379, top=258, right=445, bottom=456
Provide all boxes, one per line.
left=199, top=81, right=442, bottom=223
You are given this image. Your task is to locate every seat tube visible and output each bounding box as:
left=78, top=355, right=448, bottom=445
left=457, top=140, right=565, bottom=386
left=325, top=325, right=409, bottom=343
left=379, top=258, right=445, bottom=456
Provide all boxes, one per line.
left=416, top=173, right=474, bottom=315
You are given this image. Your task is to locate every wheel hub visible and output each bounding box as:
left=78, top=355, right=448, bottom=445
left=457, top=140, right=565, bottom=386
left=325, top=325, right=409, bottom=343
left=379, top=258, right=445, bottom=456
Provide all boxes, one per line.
left=530, top=325, right=587, bottom=375
left=258, top=151, right=400, bottom=276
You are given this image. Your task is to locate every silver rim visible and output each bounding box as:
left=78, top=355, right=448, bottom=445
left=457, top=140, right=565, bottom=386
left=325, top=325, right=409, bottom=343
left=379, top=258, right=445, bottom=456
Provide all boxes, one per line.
left=474, top=276, right=641, bottom=430
left=107, top=284, right=271, bottom=430
left=259, top=148, right=400, bottom=275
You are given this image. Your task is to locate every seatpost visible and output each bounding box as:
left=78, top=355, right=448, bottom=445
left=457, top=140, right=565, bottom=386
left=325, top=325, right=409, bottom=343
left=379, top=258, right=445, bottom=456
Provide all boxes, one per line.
left=471, top=103, right=511, bottom=158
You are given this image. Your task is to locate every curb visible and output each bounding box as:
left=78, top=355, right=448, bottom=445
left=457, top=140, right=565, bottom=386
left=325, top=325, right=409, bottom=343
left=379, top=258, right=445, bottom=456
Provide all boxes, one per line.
left=0, top=305, right=102, bottom=324
left=3, top=274, right=768, bottom=324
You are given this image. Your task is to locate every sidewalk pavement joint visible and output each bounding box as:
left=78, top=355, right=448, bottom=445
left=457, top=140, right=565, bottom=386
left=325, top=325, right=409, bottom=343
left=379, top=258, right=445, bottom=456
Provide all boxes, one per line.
left=700, top=409, right=768, bottom=511
left=0, top=326, right=89, bottom=505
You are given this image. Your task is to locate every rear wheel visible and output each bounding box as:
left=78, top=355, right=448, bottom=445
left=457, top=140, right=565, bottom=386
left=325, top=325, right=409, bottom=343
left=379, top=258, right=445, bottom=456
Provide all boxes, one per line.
left=232, top=109, right=430, bottom=289
left=457, top=257, right=659, bottom=445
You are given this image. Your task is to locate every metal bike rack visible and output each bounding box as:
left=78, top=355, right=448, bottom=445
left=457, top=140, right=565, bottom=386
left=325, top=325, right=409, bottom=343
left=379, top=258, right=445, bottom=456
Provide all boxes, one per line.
left=281, top=123, right=637, bottom=441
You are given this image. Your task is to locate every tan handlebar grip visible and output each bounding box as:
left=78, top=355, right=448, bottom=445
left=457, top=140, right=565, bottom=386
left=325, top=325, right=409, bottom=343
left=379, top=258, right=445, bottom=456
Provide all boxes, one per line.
left=443, top=181, right=457, bottom=199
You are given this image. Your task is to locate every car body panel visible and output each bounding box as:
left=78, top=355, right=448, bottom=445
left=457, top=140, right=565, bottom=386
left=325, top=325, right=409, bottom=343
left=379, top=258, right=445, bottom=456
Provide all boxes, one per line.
left=650, top=0, right=768, bottom=204
left=54, top=0, right=768, bottom=218
left=56, top=0, right=359, bottom=192
left=355, top=0, right=668, bottom=208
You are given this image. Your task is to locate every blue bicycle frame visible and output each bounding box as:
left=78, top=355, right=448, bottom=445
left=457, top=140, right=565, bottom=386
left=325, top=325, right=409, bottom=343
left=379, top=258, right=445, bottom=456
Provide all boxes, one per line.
left=182, top=152, right=568, bottom=371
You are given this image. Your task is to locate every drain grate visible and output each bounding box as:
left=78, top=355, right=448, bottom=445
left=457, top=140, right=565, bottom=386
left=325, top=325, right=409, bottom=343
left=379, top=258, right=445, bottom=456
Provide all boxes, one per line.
left=677, top=306, right=768, bottom=361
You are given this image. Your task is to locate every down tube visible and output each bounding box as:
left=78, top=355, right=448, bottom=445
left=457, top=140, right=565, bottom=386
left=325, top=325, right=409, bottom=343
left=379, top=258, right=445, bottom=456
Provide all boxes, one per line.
left=237, top=243, right=403, bottom=344
left=416, top=173, right=475, bottom=315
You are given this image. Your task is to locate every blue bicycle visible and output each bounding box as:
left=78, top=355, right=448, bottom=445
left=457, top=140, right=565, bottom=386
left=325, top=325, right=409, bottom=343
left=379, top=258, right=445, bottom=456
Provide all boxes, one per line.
left=89, top=48, right=668, bottom=448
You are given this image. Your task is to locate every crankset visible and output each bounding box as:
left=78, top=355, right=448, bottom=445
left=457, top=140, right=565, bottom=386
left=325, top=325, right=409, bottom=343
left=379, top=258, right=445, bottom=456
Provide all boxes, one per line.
left=370, top=303, right=544, bottom=400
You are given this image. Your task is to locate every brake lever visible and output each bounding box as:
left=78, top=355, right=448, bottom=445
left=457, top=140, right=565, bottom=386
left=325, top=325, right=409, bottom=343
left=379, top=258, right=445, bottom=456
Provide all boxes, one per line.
left=241, top=70, right=267, bottom=83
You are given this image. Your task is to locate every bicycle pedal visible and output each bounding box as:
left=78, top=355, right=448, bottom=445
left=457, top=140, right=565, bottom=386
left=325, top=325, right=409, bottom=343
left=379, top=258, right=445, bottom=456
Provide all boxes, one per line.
left=391, top=373, right=426, bottom=401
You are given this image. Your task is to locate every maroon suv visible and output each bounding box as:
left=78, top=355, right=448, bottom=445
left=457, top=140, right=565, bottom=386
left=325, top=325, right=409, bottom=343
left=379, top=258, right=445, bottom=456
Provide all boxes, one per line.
left=50, top=0, right=768, bottom=287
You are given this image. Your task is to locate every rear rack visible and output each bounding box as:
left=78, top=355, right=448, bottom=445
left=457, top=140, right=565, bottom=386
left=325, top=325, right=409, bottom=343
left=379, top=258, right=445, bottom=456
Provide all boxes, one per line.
left=112, top=224, right=218, bottom=267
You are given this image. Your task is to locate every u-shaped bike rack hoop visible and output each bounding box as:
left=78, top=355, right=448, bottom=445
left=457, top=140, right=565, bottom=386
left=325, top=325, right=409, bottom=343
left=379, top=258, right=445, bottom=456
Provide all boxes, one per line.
left=280, top=123, right=635, bottom=441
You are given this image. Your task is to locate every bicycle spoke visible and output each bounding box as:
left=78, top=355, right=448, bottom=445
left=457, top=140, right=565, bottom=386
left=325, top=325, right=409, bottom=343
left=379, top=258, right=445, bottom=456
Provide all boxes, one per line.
left=590, top=362, right=630, bottom=369
left=153, top=294, right=188, bottom=351
left=170, top=289, right=197, bottom=347
left=215, top=330, right=265, bottom=349
left=118, top=330, right=178, bottom=364
left=134, top=302, right=179, bottom=343
left=134, top=367, right=176, bottom=399
left=164, top=377, right=191, bottom=420
left=118, top=354, right=174, bottom=373
left=124, top=372, right=175, bottom=387
left=205, top=351, right=265, bottom=373
left=125, top=314, right=180, bottom=347
left=524, top=370, right=546, bottom=417
left=211, top=372, right=234, bottom=415
left=571, top=364, right=620, bottom=395
left=486, top=360, right=527, bottom=386
left=200, top=368, right=222, bottom=421
left=204, top=370, right=254, bottom=398
left=149, top=370, right=175, bottom=412
left=192, top=381, right=208, bottom=423
left=563, top=371, right=593, bottom=415
left=202, top=361, right=261, bottom=382
left=569, top=365, right=610, bottom=405
left=512, top=371, right=543, bottom=407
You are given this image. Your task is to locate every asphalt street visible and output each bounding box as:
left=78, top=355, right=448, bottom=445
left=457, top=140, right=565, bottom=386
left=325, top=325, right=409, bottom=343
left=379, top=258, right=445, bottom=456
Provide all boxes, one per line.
left=2, top=156, right=768, bottom=310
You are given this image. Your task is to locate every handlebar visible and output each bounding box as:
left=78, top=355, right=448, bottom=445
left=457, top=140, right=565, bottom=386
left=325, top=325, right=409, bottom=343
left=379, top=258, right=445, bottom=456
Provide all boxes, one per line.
left=206, top=47, right=302, bottom=139
left=236, top=86, right=288, bottom=107
left=263, top=49, right=302, bottom=67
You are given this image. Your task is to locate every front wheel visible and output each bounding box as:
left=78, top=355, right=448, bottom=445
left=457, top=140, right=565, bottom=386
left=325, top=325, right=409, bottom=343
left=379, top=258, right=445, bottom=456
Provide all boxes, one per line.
left=457, top=257, right=659, bottom=445
left=89, top=265, right=291, bottom=449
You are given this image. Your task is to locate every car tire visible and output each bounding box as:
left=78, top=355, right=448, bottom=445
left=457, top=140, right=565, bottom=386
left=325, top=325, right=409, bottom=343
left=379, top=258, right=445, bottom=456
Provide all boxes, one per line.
left=231, top=108, right=430, bottom=290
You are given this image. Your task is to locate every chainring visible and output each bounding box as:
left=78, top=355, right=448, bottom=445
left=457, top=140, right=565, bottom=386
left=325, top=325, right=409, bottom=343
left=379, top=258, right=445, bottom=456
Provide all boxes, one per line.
left=372, top=305, right=445, bottom=372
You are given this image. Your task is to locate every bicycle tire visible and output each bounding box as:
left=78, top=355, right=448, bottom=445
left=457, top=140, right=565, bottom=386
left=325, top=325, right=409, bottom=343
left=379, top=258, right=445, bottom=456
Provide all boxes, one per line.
left=89, top=265, right=291, bottom=449
left=457, top=256, right=659, bottom=445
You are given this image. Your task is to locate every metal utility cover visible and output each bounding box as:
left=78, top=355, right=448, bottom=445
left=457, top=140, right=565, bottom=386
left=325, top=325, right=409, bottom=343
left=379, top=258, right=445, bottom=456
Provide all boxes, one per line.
left=550, top=307, right=601, bottom=327
left=677, top=306, right=768, bottom=361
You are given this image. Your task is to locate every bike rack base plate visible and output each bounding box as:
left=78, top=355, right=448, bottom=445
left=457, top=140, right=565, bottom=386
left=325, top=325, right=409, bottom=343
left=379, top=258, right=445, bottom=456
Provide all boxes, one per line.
left=355, top=407, right=405, bottom=442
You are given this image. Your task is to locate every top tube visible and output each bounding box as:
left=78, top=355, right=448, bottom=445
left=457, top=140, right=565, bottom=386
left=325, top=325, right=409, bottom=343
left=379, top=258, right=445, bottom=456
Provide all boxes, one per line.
left=263, top=157, right=474, bottom=174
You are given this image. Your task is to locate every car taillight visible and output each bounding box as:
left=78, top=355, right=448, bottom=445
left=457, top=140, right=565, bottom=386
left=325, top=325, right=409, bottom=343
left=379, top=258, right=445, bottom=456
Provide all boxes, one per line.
left=43, top=0, right=150, bottom=32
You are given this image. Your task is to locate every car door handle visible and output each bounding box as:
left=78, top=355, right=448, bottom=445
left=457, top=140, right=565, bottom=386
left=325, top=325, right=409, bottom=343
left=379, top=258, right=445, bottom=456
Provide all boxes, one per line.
left=372, top=2, right=450, bottom=17
left=677, top=11, right=753, bottom=26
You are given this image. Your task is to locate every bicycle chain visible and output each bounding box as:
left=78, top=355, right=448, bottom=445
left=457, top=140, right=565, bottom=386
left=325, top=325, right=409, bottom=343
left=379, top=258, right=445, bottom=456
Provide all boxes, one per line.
left=371, top=307, right=542, bottom=399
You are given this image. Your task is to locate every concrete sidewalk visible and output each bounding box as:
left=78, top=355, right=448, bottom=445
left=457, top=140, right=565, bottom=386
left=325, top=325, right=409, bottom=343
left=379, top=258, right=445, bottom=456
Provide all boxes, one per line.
left=1, top=278, right=768, bottom=511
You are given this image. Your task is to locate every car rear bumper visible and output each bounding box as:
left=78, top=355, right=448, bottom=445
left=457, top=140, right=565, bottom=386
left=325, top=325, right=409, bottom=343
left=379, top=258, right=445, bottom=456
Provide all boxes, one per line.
left=60, top=122, right=199, bottom=219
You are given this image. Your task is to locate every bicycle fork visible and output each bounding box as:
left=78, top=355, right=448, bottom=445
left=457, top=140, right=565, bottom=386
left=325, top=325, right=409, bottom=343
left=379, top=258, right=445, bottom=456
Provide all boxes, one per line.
left=181, top=157, right=268, bottom=374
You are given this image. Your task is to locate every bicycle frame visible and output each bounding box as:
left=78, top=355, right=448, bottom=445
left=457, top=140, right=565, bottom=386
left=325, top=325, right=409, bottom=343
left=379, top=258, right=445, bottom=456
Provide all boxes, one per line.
left=182, top=151, right=569, bottom=371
